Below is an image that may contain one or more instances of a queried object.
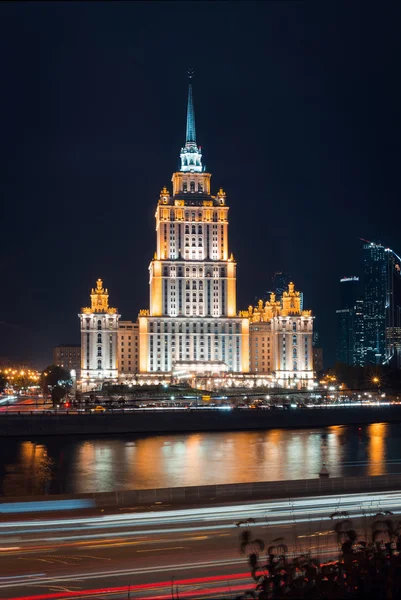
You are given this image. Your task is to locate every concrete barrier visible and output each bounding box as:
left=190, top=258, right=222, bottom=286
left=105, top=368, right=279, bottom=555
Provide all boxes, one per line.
left=2, top=473, right=401, bottom=513
left=1, top=405, right=401, bottom=437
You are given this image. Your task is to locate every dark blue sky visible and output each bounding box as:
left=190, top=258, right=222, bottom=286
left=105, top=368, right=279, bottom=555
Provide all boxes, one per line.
left=0, top=1, right=400, bottom=368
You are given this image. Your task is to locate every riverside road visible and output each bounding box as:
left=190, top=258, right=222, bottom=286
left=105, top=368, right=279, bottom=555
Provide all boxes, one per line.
left=2, top=490, right=401, bottom=599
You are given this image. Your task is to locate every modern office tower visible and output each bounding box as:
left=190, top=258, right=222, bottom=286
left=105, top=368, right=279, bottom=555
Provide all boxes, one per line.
left=79, top=279, right=120, bottom=389
left=354, top=297, right=366, bottom=366
left=137, top=77, right=249, bottom=375
left=363, top=243, right=387, bottom=365
left=385, top=248, right=401, bottom=368
left=362, top=242, right=401, bottom=366
left=336, top=276, right=363, bottom=365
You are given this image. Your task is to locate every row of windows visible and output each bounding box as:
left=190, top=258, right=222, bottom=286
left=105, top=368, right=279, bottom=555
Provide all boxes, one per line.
left=161, top=266, right=227, bottom=277
left=149, top=322, right=241, bottom=333
left=161, top=210, right=227, bottom=222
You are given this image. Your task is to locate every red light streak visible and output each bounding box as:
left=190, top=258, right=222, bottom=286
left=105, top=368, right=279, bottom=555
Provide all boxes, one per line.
left=8, top=572, right=251, bottom=600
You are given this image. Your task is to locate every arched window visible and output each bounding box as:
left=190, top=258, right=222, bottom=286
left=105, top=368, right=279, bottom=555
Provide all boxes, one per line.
left=97, top=320, right=102, bottom=330
left=190, top=181, right=195, bottom=192
left=97, top=359, right=102, bottom=370
left=293, top=361, right=297, bottom=371
left=97, top=333, right=102, bottom=344
left=191, top=225, right=196, bottom=234
left=185, top=225, right=189, bottom=234
left=293, top=348, right=297, bottom=358
left=198, top=225, right=202, bottom=234
left=97, top=346, right=102, bottom=357
left=292, top=335, right=297, bottom=345
left=183, top=181, right=187, bottom=192
left=293, top=322, right=297, bottom=331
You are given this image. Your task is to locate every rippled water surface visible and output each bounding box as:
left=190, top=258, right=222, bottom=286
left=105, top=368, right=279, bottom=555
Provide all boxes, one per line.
left=0, top=423, right=399, bottom=496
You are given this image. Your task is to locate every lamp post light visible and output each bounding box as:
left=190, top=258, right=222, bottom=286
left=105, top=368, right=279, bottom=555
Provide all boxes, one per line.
left=372, top=376, right=381, bottom=401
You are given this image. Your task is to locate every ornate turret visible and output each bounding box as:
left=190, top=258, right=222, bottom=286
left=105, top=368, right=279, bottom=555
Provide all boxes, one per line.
left=180, top=70, right=203, bottom=173
left=81, top=279, right=117, bottom=314
left=281, top=282, right=312, bottom=316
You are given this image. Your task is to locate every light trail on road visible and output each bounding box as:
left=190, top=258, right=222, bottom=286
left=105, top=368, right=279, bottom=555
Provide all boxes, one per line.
left=1, top=490, right=401, bottom=599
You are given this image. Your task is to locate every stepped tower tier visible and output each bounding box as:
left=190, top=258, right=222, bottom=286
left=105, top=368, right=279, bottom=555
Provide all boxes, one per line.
left=139, top=75, right=249, bottom=375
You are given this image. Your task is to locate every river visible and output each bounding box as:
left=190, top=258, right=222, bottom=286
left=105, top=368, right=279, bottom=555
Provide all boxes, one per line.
left=0, top=423, right=399, bottom=497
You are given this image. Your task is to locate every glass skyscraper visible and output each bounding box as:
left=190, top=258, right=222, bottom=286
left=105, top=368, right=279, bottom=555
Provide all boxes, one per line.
left=272, top=272, right=291, bottom=301
left=336, top=276, right=364, bottom=366
left=362, top=242, right=401, bottom=367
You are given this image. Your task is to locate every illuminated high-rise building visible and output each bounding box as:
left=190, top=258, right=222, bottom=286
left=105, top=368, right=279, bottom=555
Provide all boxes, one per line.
left=138, top=77, right=249, bottom=375
left=363, top=243, right=387, bottom=364
left=336, top=276, right=365, bottom=366
left=79, top=279, right=120, bottom=389
left=362, top=242, right=401, bottom=367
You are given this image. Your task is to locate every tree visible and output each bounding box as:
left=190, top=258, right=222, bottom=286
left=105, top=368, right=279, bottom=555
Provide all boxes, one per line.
left=0, top=368, right=40, bottom=395
left=51, top=385, right=67, bottom=407
left=0, top=373, right=6, bottom=393
left=41, top=365, right=71, bottom=394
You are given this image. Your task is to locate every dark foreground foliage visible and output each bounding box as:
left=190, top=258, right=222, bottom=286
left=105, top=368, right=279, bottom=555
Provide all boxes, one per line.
left=234, top=512, right=401, bottom=599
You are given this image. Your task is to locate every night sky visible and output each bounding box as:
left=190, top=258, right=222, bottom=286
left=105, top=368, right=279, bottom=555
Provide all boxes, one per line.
left=0, top=1, right=400, bottom=368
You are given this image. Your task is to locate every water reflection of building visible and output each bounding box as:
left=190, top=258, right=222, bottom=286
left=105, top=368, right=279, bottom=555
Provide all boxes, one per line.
left=367, top=422, right=386, bottom=477
left=2, top=441, right=53, bottom=496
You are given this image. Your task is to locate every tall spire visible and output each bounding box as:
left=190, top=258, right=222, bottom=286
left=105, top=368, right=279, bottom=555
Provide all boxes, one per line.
left=186, top=69, right=196, bottom=144
left=180, top=68, right=202, bottom=173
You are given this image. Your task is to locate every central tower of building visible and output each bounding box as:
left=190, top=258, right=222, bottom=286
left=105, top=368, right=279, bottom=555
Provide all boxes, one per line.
left=138, top=76, right=249, bottom=375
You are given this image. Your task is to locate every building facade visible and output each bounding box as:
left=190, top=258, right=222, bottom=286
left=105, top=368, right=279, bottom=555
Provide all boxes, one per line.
left=363, top=243, right=387, bottom=365
left=118, top=320, right=139, bottom=376
left=53, top=345, right=81, bottom=375
left=362, top=242, right=401, bottom=367
left=336, top=276, right=365, bottom=366
left=137, top=79, right=249, bottom=375
left=241, top=283, right=314, bottom=383
left=385, top=248, right=401, bottom=368
left=79, top=279, right=120, bottom=390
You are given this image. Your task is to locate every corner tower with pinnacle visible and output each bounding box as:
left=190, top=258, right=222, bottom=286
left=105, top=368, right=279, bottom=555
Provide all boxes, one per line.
left=138, top=73, right=249, bottom=375
left=79, top=278, right=120, bottom=390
